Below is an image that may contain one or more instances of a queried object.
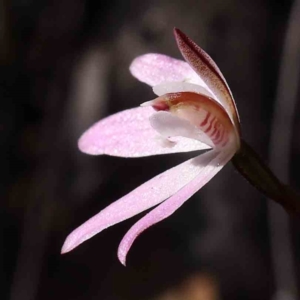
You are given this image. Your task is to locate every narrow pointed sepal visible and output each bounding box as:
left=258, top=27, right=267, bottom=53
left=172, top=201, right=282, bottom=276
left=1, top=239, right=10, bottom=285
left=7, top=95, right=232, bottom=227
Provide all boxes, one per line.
left=117, top=149, right=236, bottom=265
left=61, top=154, right=217, bottom=254
left=232, top=139, right=300, bottom=214
left=174, top=28, right=240, bottom=134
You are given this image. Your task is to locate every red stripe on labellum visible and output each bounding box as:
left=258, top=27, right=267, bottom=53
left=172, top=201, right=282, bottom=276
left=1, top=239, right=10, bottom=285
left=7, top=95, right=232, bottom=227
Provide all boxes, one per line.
left=212, top=131, right=221, bottom=143
left=214, top=129, right=221, bottom=141
left=210, top=118, right=218, bottom=134
left=205, top=116, right=216, bottom=133
left=211, top=122, right=221, bottom=138
left=200, top=111, right=210, bottom=127
left=157, top=91, right=235, bottom=148
left=211, top=126, right=218, bottom=137
left=216, top=130, right=226, bottom=145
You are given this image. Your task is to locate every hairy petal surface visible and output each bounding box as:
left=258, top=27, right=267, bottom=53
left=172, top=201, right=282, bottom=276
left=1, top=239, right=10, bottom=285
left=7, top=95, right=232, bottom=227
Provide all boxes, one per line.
left=118, top=148, right=234, bottom=265
left=174, top=28, right=240, bottom=133
left=130, top=53, right=209, bottom=88
left=78, top=106, right=210, bottom=157
left=61, top=153, right=215, bottom=253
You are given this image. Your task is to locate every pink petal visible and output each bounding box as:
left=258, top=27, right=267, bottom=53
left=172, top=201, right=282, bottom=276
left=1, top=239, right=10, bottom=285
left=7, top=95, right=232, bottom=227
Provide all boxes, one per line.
left=130, top=53, right=207, bottom=87
left=78, top=106, right=209, bottom=157
left=153, top=81, right=214, bottom=99
left=61, top=153, right=214, bottom=254
left=174, top=28, right=240, bottom=133
left=118, top=149, right=234, bottom=265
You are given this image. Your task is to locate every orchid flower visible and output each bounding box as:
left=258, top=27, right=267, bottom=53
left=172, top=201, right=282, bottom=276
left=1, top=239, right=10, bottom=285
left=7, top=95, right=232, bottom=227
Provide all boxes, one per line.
left=61, top=28, right=299, bottom=265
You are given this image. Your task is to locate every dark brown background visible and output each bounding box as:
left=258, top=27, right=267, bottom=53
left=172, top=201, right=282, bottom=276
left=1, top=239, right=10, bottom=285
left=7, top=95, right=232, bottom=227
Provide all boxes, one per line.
left=1, top=0, right=300, bottom=299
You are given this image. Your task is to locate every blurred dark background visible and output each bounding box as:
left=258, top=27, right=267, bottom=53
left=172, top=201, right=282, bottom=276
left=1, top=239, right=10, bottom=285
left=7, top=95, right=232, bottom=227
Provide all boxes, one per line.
left=1, top=0, right=300, bottom=299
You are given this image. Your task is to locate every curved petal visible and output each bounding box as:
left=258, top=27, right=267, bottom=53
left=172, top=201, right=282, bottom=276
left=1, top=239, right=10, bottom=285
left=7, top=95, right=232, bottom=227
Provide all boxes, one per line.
left=174, top=28, right=240, bottom=133
left=130, top=53, right=207, bottom=88
left=118, top=149, right=234, bottom=265
left=61, top=153, right=214, bottom=254
left=78, top=106, right=210, bottom=157
left=153, top=81, right=214, bottom=99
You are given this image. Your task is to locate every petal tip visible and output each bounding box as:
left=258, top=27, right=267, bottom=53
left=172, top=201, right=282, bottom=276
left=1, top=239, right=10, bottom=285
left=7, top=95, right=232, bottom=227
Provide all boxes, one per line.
left=61, top=231, right=84, bottom=254
left=77, top=133, right=98, bottom=155
left=77, top=135, right=87, bottom=153
left=173, top=28, right=185, bottom=41
left=129, top=54, right=152, bottom=78
left=129, top=57, right=139, bottom=76
left=173, top=27, right=180, bottom=35
left=117, top=248, right=127, bottom=266
left=61, top=238, right=74, bottom=254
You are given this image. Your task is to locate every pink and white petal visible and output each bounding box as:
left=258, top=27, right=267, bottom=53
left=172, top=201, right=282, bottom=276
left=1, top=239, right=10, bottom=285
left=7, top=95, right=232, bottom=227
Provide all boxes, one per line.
left=174, top=28, right=240, bottom=132
left=129, top=53, right=207, bottom=87
left=153, top=81, right=214, bottom=99
left=78, top=106, right=210, bottom=157
left=118, top=148, right=234, bottom=265
left=61, top=153, right=215, bottom=254
left=150, top=111, right=214, bottom=147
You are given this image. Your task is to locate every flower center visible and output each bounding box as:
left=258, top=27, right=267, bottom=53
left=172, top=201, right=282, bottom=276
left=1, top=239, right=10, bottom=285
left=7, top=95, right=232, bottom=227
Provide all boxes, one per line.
left=149, top=92, right=237, bottom=148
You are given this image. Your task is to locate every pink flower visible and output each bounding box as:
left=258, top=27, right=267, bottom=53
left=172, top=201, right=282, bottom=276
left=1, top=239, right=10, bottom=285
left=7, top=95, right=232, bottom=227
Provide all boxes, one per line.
left=61, top=28, right=241, bottom=265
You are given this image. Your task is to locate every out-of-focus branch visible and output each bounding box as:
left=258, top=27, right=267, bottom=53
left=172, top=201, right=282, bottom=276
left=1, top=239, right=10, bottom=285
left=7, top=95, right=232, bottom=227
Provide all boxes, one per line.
left=268, top=0, right=300, bottom=299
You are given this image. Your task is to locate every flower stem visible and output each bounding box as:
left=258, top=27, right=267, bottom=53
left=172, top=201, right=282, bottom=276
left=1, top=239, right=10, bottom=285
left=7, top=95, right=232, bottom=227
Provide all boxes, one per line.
left=232, top=139, right=300, bottom=214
